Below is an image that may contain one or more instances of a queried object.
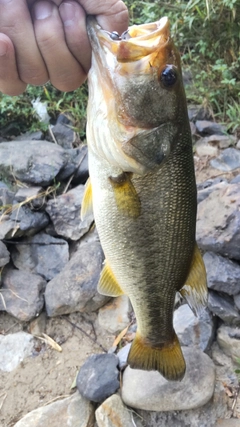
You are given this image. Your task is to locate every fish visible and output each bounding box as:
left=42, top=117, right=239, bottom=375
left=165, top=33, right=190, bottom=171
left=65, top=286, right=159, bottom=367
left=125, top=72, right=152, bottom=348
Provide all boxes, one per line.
left=82, top=16, right=207, bottom=381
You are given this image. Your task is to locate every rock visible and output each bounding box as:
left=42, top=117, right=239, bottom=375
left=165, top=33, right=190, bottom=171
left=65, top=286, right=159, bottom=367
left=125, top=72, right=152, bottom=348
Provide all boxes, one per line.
left=195, top=137, right=219, bottom=157
left=45, top=237, right=109, bottom=316
left=0, top=241, right=10, bottom=267
left=0, top=332, right=34, bottom=372
left=122, top=347, right=215, bottom=411
left=237, top=140, right=240, bottom=150
left=11, top=232, right=69, bottom=281
left=217, top=324, right=240, bottom=360
left=210, top=148, right=240, bottom=172
left=0, top=215, right=16, bottom=239
left=46, top=185, right=92, bottom=241
left=234, top=294, right=240, bottom=310
left=14, top=186, right=44, bottom=209
left=231, top=174, right=240, bottom=184
left=28, top=312, right=47, bottom=336
left=196, top=184, right=240, bottom=260
left=208, top=291, right=240, bottom=325
left=9, top=202, right=49, bottom=236
left=98, top=296, right=131, bottom=334
left=117, top=343, right=131, bottom=370
left=71, top=145, right=89, bottom=185
left=195, top=120, right=227, bottom=136
left=13, top=131, right=44, bottom=141
left=0, top=140, right=74, bottom=186
left=56, top=113, right=72, bottom=126
left=204, top=252, right=240, bottom=295
left=197, top=178, right=227, bottom=203
left=0, top=268, right=46, bottom=321
left=14, top=392, right=94, bottom=427
left=216, top=419, right=240, bottom=427
left=205, top=134, right=235, bottom=149
left=187, top=105, right=212, bottom=122
left=173, top=304, right=215, bottom=351
left=77, top=354, right=120, bottom=403
left=0, top=186, right=15, bottom=206
left=50, top=122, right=75, bottom=149
left=96, top=394, right=135, bottom=427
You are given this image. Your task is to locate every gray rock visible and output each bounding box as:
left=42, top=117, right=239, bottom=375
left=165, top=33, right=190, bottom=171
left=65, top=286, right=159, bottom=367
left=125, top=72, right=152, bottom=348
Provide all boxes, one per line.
left=0, top=268, right=46, bottom=321
left=14, top=392, right=94, bottom=427
left=216, top=419, right=240, bottom=427
left=231, top=174, right=240, bottom=184
left=117, top=343, right=131, bottom=370
left=0, top=140, right=73, bottom=185
left=46, top=185, right=92, bottom=241
left=96, top=394, right=135, bottom=427
left=14, top=186, right=44, bottom=209
left=195, top=120, right=227, bottom=136
left=0, top=215, right=16, bottom=239
left=195, top=137, right=219, bottom=157
left=50, top=122, right=74, bottom=149
left=45, top=237, right=108, bottom=316
left=11, top=232, right=69, bottom=281
left=197, top=178, right=228, bottom=204
left=208, top=291, right=240, bottom=325
left=217, top=324, right=240, bottom=360
left=0, top=332, right=34, bottom=372
left=0, top=186, right=15, bottom=206
left=0, top=241, right=10, bottom=267
left=202, top=134, right=235, bottom=149
left=69, top=145, right=89, bottom=185
left=204, top=252, right=240, bottom=295
left=188, top=105, right=212, bottom=122
left=122, top=347, right=215, bottom=411
left=234, top=293, right=240, bottom=310
left=210, top=148, right=240, bottom=172
left=9, top=202, right=49, bottom=235
left=173, top=304, right=215, bottom=351
left=13, top=131, right=44, bottom=141
left=196, top=184, right=240, bottom=260
left=77, top=353, right=120, bottom=403
left=98, top=296, right=131, bottom=334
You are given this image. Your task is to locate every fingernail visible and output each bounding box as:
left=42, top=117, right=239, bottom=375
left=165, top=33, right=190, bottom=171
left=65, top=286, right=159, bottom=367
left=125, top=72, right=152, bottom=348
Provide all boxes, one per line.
left=59, top=2, right=76, bottom=26
left=0, top=41, right=7, bottom=56
left=34, top=1, right=53, bottom=20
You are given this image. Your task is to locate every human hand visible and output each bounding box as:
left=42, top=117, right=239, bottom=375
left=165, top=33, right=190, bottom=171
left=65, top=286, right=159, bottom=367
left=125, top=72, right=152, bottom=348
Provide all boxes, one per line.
left=0, top=0, right=128, bottom=95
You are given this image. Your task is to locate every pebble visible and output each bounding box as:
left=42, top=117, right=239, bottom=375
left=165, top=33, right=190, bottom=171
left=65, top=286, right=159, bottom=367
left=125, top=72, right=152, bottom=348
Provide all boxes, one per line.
left=204, top=251, right=240, bottom=295
left=98, top=295, right=131, bottom=334
left=210, top=148, right=240, bottom=172
left=0, top=268, right=46, bottom=321
left=217, top=324, right=240, bottom=360
left=0, top=332, right=34, bottom=372
left=117, top=343, right=131, bottom=370
left=10, top=202, right=49, bottom=235
left=216, top=419, right=240, bottom=427
left=14, top=392, right=94, bottom=427
left=208, top=291, right=240, bottom=325
left=96, top=394, right=135, bottom=427
left=173, top=304, right=215, bottom=351
left=197, top=178, right=227, bottom=204
left=234, top=294, right=240, bottom=310
left=77, top=354, right=120, bottom=403
left=46, top=185, right=93, bottom=241
left=0, top=240, right=10, bottom=267
left=195, top=120, right=227, bottom=136
left=195, top=137, right=219, bottom=157
left=122, top=347, right=215, bottom=411
left=50, top=122, right=75, bottom=149
left=11, top=232, right=69, bottom=281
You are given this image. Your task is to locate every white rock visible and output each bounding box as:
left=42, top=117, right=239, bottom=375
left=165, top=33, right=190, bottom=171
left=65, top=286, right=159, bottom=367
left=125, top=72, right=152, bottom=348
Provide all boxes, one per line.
left=98, top=296, right=131, bottom=334
left=0, top=332, right=34, bottom=372
left=96, top=394, right=134, bottom=427
left=217, top=324, right=240, bottom=360
left=122, top=347, right=215, bottom=411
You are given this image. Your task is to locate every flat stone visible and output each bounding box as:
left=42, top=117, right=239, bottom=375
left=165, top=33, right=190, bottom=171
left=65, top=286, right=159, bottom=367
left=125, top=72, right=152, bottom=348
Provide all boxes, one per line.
left=204, top=252, right=240, bottom=295
left=11, top=232, right=69, bottom=281
left=217, top=324, right=240, bottom=360
left=45, top=235, right=109, bottom=316
left=208, top=291, right=240, bottom=325
left=77, top=354, right=120, bottom=403
left=46, top=185, right=92, bottom=241
left=210, top=148, right=240, bottom=172
left=197, top=178, right=228, bottom=204
left=195, top=120, right=227, bottom=136
left=0, top=240, right=10, bottom=267
left=14, top=392, right=94, bottom=427
left=98, top=296, right=131, bottom=334
left=117, top=343, right=131, bottom=370
left=122, top=347, right=215, bottom=411
left=196, top=184, right=240, bottom=260
left=9, top=202, right=49, bottom=235
left=14, top=186, right=44, bottom=209
left=173, top=304, right=215, bottom=351
left=205, top=134, right=235, bottom=149
left=96, top=394, right=134, bottom=427
left=0, top=268, right=46, bottom=321
left=195, top=138, right=219, bottom=157
left=0, top=332, right=34, bottom=372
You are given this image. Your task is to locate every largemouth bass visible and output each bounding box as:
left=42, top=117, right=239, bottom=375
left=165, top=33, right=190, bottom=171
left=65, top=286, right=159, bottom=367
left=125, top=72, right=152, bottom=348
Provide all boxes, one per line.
left=82, top=16, right=207, bottom=381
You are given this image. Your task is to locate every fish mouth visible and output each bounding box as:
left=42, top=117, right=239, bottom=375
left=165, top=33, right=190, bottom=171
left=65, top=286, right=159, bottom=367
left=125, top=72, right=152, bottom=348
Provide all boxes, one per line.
left=87, top=16, right=170, bottom=69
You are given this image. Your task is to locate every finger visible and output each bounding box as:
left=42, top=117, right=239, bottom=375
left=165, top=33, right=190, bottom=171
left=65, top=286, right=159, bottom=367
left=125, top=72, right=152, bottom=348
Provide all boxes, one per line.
left=0, top=0, right=49, bottom=85
left=32, top=1, right=87, bottom=91
left=0, top=34, right=27, bottom=95
left=59, top=1, right=91, bottom=73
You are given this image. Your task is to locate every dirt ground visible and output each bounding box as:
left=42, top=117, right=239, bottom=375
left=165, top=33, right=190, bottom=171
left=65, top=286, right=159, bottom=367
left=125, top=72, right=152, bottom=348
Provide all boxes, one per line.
left=0, top=155, right=239, bottom=426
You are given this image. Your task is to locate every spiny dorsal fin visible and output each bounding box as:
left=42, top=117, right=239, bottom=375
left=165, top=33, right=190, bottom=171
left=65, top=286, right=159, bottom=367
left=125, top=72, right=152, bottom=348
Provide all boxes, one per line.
left=128, top=332, right=186, bottom=381
left=109, top=172, right=141, bottom=218
left=81, top=178, right=93, bottom=221
left=180, top=243, right=208, bottom=316
left=98, top=261, right=125, bottom=297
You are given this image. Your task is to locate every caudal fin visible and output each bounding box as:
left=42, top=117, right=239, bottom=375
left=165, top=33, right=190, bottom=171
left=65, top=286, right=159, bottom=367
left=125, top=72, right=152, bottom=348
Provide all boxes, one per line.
left=127, top=332, right=186, bottom=381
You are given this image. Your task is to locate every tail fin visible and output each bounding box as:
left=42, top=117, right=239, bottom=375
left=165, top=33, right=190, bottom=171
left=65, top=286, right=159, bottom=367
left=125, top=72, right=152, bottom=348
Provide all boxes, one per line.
left=127, top=332, right=186, bottom=381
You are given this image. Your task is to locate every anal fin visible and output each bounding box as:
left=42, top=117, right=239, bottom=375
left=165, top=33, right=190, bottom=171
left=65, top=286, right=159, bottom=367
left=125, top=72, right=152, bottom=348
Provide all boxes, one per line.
left=98, top=261, right=124, bottom=297
left=180, top=243, right=208, bottom=316
left=81, top=178, right=93, bottom=221
left=109, top=172, right=141, bottom=218
left=128, top=332, right=186, bottom=381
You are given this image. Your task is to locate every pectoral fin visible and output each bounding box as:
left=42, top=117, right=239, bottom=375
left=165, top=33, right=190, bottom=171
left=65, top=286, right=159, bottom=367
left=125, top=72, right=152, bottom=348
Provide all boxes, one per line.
left=81, top=178, right=93, bottom=221
left=109, top=172, right=141, bottom=218
left=98, top=261, right=124, bottom=297
left=180, top=243, right=208, bottom=316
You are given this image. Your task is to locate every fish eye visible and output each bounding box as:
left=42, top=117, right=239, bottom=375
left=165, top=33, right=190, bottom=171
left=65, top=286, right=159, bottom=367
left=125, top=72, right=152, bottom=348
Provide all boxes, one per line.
left=110, top=31, right=121, bottom=40
left=160, top=65, right=178, bottom=87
